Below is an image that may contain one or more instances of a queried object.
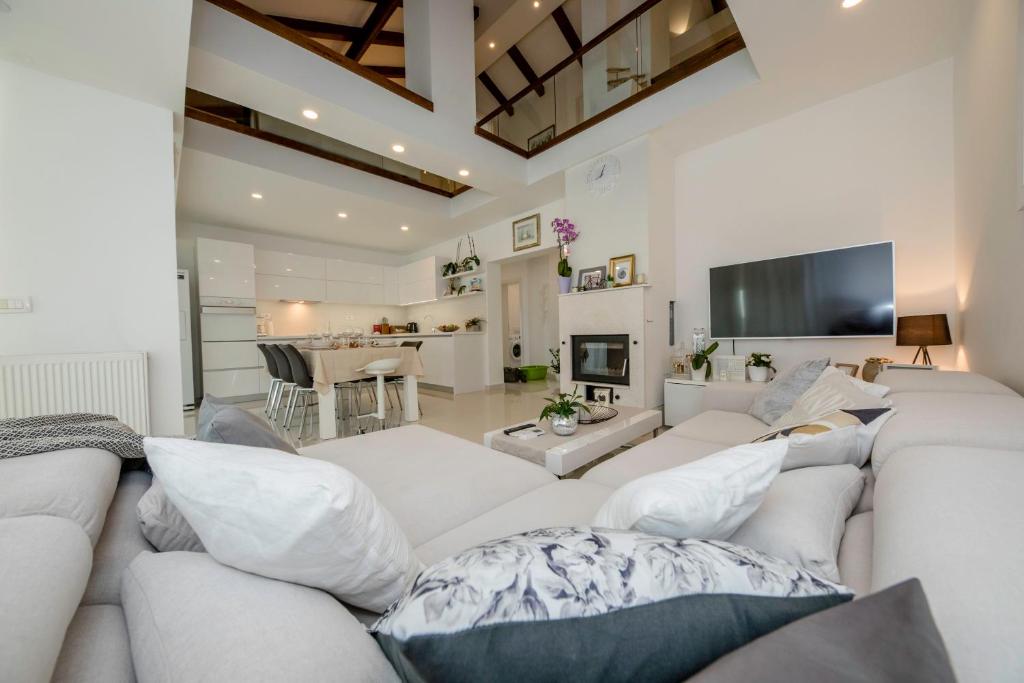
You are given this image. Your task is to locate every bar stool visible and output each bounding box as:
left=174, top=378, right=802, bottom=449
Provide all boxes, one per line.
left=385, top=341, right=422, bottom=415
left=257, top=343, right=283, bottom=418
left=281, top=345, right=318, bottom=438
left=354, top=358, right=401, bottom=432
left=267, top=345, right=295, bottom=425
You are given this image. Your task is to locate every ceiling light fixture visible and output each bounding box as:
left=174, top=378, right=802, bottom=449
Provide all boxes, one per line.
left=533, top=1, right=540, bottom=7
left=392, top=144, right=405, bottom=153
left=488, top=41, right=496, bottom=49
left=458, top=169, right=470, bottom=177
left=250, top=192, right=263, bottom=199
left=302, top=109, right=319, bottom=120
left=337, top=212, right=348, bottom=218
left=400, top=225, right=410, bottom=232
left=841, top=0, right=862, bottom=7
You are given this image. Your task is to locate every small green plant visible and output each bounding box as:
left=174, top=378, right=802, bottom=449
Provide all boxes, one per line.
left=539, top=387, right=591, bottom=421
left=549, top=348, right=561, bottom=374
left=442, top=261, right=459, bottom=277
left=465, top=316, right=484, bottom=329
left=690, top=341, right=719, bottom=381
left=460, top=255, right=481, bottom=272
left=746, top=352, right=774, bottom=370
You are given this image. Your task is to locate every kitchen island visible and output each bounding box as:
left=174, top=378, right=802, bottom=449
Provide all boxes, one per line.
left=257, top=332, right=485, bottom=395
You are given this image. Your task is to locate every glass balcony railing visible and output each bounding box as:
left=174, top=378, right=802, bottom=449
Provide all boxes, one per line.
left=185, top=89, right=470, bottom=197
left=476, top=0, right=743, bottom=156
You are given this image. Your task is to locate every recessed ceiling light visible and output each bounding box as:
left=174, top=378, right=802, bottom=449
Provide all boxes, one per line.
left=285, top=268, right=293, bottom=272
left=302, top=109, right=318, bottom=120
left=458, top=169, right=470, bottom=177
left=841, top=0, right=862, bottom=7
left=400, top=225, right=410, bottom=231
left=213, top=258, right=221, bottom=263
left=533, top=1, right=540, bottom=7
left=392, top=144, right=405, bottom=153
left=337, top=212, right=348, bottom=218
left=488, top=41, right=496, bottom=49
left=250, top=192, right=263, bottom=199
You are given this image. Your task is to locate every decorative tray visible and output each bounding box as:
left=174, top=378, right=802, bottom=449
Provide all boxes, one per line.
left=578, top=404, right=618, bottom=425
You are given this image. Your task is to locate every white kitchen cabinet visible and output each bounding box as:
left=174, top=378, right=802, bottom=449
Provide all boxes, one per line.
left=325, top=258, right=383, bottom=284
left=255, top=250, right=325, bottom=279
left=202, top=341, right=258, bottom=370
left=197, top=238, right=255, bottom=303
left=256, top=274, right=325, bottom=302
left=664, top=378, right=706, bottom=426
left=398, top=278, right=438, bottom=306
left=324, top=280, right=384, bottom=305
left=398, top=256, right=440, bottom=284
left=383, top=267, right=399, bottom=305
left=203, top=368, right=260, bottom=398
left=399, top=334, right=484, bottom=394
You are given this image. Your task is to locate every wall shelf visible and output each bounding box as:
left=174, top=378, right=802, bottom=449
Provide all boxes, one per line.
left=558, top=283, right=651, bottom=297
left=441, top=290, right=485, bottom=300
left=441, top=269, right=485, bottom=280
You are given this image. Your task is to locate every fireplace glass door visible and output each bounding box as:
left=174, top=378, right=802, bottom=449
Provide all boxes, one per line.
left=571, top=335, right=630, bottom=386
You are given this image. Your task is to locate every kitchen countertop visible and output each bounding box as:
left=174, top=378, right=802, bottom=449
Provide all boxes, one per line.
left=257, top=332, right=485, bottom=341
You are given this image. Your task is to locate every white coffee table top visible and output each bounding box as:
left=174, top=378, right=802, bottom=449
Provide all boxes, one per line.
left=484, top=405, right=662, bottom=477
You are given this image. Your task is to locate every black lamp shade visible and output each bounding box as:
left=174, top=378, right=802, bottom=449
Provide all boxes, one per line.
left=896, top=314, right=952, bottom=347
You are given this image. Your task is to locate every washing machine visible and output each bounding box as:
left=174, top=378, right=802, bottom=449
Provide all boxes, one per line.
left=508, top=335, right=523, bottom=367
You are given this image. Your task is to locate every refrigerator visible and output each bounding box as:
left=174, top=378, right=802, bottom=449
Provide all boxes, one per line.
left=177, top=270, right=196, bottom=410
left=200, top=298, right=260, bottom=400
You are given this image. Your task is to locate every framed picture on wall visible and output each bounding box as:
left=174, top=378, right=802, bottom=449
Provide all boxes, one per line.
left=608, top=254, right=636, bottom=287
left=528, top=125, right=555, bottom=152
left=512, top=214, right=541, bottom=251
left=578, top=266, right=607, bottom=291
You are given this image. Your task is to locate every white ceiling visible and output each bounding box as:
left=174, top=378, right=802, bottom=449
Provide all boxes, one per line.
left=0, top=0, right=192, bottom=112
left=177, top=0, right=966, bottom=254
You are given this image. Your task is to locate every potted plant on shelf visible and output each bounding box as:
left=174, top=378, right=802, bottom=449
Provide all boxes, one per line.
left=549, top=348, right=560, bottom=378
left=552, top=217, right=579, bottom=294
left=690, top=340, right=719, bottom=381
left=746, top=352, right=775, bottom=382
left=539, top=387, right=590, bottom=436
left=465, top=316, right=484, bottom=332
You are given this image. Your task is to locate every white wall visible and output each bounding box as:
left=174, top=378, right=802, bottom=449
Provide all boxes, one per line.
left=0, top=61, right=184, bottom=434
left=674, top=60, right=958, bottom=373
left=953, top=0, right=1024, bottom=393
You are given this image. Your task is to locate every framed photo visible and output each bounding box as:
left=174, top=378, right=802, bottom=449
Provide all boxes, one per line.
left=528, top=125, right=555, bottom=152
left=577, top=265, right=607, bottom=291
left=608, top=254, right=636, bottom=287
left=512, top=214, right=541, bottom=252
left=834, top=362, right=860, bottom=377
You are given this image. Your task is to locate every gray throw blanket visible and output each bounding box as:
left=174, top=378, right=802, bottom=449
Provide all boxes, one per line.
left=0, top=413, right=145, bottom=460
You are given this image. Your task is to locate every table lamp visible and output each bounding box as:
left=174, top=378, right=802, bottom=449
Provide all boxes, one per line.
left=896, top=314, right=951, bottom=365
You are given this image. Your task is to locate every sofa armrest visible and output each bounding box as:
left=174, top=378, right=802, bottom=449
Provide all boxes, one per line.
left=700, top=382, right=765, bottom=414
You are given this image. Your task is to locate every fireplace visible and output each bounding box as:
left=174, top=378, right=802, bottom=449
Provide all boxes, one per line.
left=571, top=334, right=630, bottom=386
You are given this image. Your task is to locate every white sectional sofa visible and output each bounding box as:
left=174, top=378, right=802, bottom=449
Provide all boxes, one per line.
left=1, top=369, right=1021, bottom=682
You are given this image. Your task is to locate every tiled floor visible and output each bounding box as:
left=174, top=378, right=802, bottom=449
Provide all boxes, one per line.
left=184, top=378, right=655, bottom=478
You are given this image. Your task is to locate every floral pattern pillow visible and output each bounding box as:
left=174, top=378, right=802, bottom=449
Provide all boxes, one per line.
left=372, top=527, right=852, bottom=683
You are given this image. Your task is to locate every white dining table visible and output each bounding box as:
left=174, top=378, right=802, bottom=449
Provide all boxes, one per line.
left=299, top=346, right=424, bottom=440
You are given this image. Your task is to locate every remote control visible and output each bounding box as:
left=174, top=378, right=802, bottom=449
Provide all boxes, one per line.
left=504, top=423, right=536, bottom=435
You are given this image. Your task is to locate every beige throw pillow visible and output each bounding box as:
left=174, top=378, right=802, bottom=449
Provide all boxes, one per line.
left=774, top=366, right=890, bottom=428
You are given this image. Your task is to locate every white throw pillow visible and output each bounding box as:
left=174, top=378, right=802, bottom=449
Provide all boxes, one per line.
left=773, top=366, right=890, bottom=428
left=137, top=479, right=205, bottom=552
left=143, top=437, right=423, bottom=612
left=729, top=465, right=865, bottom=583
left=754, top=408, right=895, bottom=470
left=851, top=376, right=890, bottom=398
left=592, top=440, right=788, bottom=540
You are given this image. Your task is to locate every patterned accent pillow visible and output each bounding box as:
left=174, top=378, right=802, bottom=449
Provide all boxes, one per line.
left=753, top=408, right=894, bottom=470
left=772, top=366, right=891, bottom=428
left=748, top=358, right=831, bottom=424
left=372, top=527, right=852, bottom=683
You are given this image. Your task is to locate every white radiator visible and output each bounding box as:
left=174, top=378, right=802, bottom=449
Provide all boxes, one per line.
left=0, top=352, right=150, bottom=434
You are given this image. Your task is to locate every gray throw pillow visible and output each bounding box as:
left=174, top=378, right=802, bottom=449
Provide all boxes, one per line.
left=748, top=358, right=830, bottom=424
left=196, top=400, right=297, bottom=454
left=686, top=579, right=956, bottom=683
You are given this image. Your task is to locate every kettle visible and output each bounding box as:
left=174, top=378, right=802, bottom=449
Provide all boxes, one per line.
left=406, top=322, right=419, bottom=333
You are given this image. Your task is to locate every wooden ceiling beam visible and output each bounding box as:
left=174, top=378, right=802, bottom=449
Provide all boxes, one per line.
left=267, top=15, right=404, bottom=47
left=346, top=0, right=401, bottom=62
left=367, top=65, right=406, bottom=78
left=507, top=45, right=544, bottom=97
left=478, top=72, right=514, bottom=117
left=551, top=6, right=582, bottom=65
left=710, top=0, right=729, bottom=13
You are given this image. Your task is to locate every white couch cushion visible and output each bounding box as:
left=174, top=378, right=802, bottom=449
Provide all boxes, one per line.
left=52, top=605, right=134, bottom=683
left=581, top=435, right=725, bottom=488
left=837, top=511, right=873, bottom=596
left=300, top=425, right=555, bottom=546
left=872, top=392, right=1024, bottom=474
left=593, top=441, right=788, bottom=540
left=415, top=480, right=613, bottom=566
left=873, top=446, right=1024, bottom=683
left=122, top=551, right=399, bottom=683
left=0, top=515, right=93, bottom=683
left=0, top=447, right=120, bottom=545
left=665, top=410, right=773, bottom=445
left=878, top=369, right=1017, bottom=396
left=145, top=437, right=422, bottom=613
left=729, top=465, right=864, bottom=583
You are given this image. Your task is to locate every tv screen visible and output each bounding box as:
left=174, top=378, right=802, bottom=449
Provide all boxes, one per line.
left=709, top=242, right=894, bottom=339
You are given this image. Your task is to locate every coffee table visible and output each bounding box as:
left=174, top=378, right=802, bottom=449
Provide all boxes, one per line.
left=484, top=406, right=662, bottom=477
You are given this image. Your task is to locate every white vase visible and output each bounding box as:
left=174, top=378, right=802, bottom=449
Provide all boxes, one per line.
left=748, top=366, right=770, bottom=382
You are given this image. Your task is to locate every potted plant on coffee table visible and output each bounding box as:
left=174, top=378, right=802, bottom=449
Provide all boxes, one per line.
left=539, top=387, right=590, bottom=436
left=747, top=352, right=775, bottom=382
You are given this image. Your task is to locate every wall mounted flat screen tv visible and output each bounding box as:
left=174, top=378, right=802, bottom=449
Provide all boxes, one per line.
left=709, top=242, right=895, bottom=339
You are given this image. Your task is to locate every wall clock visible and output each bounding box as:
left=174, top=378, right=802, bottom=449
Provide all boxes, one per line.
left=585, top=154, right=621, bottom=196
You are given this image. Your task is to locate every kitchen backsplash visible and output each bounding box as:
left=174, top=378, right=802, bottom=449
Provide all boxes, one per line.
left=256, top=301, right=406, bottom=336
